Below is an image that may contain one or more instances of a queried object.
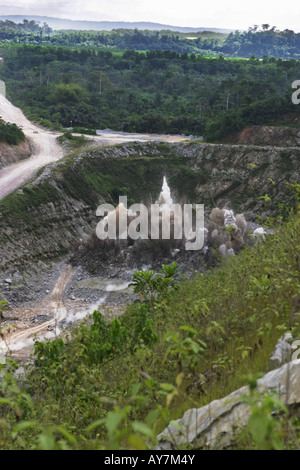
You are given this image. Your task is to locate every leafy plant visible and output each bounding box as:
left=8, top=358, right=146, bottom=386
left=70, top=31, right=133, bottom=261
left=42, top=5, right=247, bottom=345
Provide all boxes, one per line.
left=0, top=300, right=8, bottom=322
left=34, top=338, right=66, bottom=369
left=163, top=326, right=207, bottom=374
left=129, top=262, right=181, bottom=305
left=240, top=376, right=288, bottom=450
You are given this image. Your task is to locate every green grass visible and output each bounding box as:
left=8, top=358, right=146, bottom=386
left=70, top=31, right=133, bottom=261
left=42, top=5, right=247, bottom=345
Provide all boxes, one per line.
left=0, top=182, right=60, bottom=222
left=119, top=213, right=300, bottom=411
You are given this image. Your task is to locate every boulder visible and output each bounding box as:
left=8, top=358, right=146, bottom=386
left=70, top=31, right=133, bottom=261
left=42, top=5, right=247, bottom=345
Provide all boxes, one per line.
left=156, top=360, right=300, bottom=450
left=268, top=333, right=293, bottom=370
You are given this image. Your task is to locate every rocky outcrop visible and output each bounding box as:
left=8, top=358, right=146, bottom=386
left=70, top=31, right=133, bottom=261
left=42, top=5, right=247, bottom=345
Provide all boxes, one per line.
left=225, top=126, right=300, bottom=147
left=268, top=333, right=293, bottom=371
left=0, top=140, right=31, bottom=169
left=156, top=360, right=300, bottom=450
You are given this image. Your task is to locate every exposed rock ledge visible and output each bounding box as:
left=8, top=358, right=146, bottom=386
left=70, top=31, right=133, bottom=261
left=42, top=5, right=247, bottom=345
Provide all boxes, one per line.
left=0, top=140, right=31, bottom=169
left=156, top=360, right=300, bottom=450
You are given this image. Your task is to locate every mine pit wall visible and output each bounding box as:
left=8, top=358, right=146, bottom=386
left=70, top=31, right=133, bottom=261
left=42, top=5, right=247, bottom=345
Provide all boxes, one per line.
left=0, top=141, right=299, bottom=273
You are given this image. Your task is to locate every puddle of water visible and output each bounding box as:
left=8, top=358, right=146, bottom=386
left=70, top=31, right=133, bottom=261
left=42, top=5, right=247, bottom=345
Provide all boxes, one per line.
left=105, top=281, right=130, bottom=292
left=61, top=295, right=109, bottom=326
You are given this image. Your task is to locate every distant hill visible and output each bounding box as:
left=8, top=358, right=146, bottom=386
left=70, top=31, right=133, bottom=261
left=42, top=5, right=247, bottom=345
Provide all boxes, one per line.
left=0, top=15, right=232, bottom=33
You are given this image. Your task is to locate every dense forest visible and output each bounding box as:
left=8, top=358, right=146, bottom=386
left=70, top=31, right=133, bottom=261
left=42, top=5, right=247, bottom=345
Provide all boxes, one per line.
left=223, top=25, right=300, bottom=59
left=1, top=21, right=300, bottom=59
left=1, top=43, right=300, bottom=140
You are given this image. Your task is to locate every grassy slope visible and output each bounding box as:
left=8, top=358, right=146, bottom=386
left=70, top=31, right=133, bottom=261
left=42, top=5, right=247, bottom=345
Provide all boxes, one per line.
left=2, top=206, right=298, bottom=450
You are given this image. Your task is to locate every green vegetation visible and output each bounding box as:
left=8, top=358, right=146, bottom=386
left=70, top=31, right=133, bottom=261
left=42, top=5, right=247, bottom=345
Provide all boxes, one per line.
left=0, top=181, right=61, bottom=223
left=58, top=131, right=88, bottom=147
left=0, top=19, right=52, bottom=36
left=0, top=206, right=299, bottom=449
left=57, top=151, right=181, bottom=207
left=1, top=40, right=300, bottom=140
left=71, top=127, right=96, bottom=135
left=1, top=21, right=300, bottom=59
left=129, top=262, right=181, bottom=306
left=222, top=25, right=300, bottom=59
left=0, top=120, right=25, bottom=144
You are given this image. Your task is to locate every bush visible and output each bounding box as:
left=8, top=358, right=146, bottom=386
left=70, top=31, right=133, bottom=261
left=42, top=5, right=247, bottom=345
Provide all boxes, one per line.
left=72, top=127, right=96, bottom=135
left=0, top=120, right=25, bottom=145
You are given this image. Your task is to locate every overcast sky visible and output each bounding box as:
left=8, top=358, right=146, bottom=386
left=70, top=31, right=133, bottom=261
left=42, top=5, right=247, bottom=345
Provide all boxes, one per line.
left=0, top=0, right=300, bottom=32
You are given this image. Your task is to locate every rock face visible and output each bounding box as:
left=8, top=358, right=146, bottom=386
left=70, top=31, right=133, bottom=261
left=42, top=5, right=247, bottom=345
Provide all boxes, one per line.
left=0, top=141, right=298, bottom=272
left=0, top=140, right=31, bottom=169
left=156, top=360, right=300, bottom=450
left=268, top=333, right=293, bottom=371
left=225, top=126, right=300, bottom=147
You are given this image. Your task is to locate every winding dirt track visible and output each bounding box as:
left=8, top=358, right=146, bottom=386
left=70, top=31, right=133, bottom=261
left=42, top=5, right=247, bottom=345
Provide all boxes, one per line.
left=0, top=265, right=76, bottom=358
left=0, top=94, right=63, bottom=200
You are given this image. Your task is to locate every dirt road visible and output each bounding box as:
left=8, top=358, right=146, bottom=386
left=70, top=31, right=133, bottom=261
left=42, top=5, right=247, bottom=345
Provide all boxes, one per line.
left=0, top=265, right=76, bottom=359
left=92, top=129, right=191, bottom=146
left=0, top=94, right=63, bottom=200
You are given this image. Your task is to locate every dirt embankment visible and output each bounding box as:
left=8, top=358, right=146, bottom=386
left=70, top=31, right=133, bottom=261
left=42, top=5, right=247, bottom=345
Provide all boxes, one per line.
left=225, top=125, right=300, bottom=147
left=0, top=140, right=31, bottom=169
